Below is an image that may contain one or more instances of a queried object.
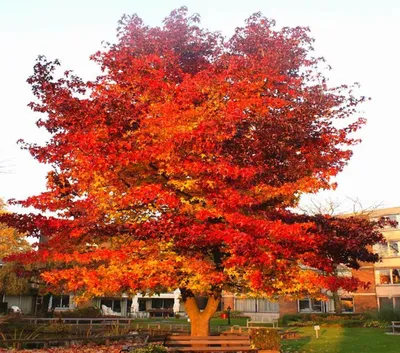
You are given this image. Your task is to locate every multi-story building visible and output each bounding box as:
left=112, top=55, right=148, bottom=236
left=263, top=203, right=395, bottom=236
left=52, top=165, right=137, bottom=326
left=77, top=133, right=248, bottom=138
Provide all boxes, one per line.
left=370, top=207, right=400, bottom=310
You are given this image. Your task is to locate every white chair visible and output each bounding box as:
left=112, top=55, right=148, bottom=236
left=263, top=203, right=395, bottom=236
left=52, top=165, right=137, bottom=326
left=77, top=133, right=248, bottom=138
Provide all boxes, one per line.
left=11, top=306, right=21, bottom=313
left=101, top=304, right=110, bottom=315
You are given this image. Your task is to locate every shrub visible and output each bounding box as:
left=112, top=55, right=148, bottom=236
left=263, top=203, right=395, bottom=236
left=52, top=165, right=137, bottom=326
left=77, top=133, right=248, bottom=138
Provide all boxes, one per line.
left=325, top=315, right=341, bottom=321
left=364, top=308, right=400, bottom=323
left=103, top=322, right=131, bottom=336
left=58, top=306, right=102, bottom=318
left=280, top=314, right=302, bottom=325
left=280, top=313, right=365, bottom=327
left=339, top=319, right=364, bottom=328
left=362, top=319, right=388, bottom=328
left=1, top=315, right=24, bottom=325
left=249, top=328, right=281, bottom=350
left=0, top=328, right=40, bottom=342
left=130, top=345, right=168, bottom=353
left=41, top=322, right=73, bottom=335
left=287, top=320, right=317, bottom=327
left=212, top=310, right=247, bottom=318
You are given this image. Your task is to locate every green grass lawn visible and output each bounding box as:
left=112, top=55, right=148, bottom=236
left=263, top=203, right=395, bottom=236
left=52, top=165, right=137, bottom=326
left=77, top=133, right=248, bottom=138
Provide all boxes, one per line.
left=282, top=327, right=400, bottom=353
left=210, top=317, right=248, bottom=327
left=125, top=318, right=400, bottom=352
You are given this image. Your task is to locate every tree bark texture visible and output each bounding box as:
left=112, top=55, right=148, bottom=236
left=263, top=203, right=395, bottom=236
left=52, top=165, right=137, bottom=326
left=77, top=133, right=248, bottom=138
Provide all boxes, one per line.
left=332, top=291, right=343, bottom=314
left=184, top=296, right=220, bottom=336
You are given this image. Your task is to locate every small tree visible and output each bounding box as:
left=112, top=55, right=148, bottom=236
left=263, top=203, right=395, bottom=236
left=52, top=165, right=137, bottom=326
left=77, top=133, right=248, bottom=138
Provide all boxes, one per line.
left=0, top=199, right=31, bottom=296
left=300, top=198, right=386, bottom=314
left=1, top=8, right=383, bottom=335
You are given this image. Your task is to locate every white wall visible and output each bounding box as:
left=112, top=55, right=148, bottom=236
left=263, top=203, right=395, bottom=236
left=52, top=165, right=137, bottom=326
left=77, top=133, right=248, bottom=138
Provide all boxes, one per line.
left=4, top=295, right=33, bottom=314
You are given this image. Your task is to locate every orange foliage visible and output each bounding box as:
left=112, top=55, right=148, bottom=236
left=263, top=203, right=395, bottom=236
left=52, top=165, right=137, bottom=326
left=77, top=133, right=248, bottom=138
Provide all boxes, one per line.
left=1, top=8, right=382, bottom=306
left=0, top=199, right=29, bottom=259
left=0, top=344, right=124, bottom=353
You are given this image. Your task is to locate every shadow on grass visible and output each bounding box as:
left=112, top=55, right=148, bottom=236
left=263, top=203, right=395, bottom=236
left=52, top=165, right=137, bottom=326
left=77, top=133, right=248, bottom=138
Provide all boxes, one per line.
left=282, top=336, right=312, bottom=352
left=281, top=328, right=312, bottom=353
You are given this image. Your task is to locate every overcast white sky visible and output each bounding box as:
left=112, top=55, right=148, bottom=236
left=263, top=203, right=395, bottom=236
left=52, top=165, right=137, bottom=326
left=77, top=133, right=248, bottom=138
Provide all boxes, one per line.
left=0, top=0, right=399, bottom=214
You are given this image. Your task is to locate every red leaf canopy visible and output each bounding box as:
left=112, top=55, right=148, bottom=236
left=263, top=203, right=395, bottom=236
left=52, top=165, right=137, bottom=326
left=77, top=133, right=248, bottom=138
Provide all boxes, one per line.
left=3, top=8, right=382, bottom=301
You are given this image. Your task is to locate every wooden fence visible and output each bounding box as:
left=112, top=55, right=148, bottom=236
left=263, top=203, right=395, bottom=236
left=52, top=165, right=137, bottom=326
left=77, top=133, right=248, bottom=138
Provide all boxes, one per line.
left=0, top=333, right=143, bottom=351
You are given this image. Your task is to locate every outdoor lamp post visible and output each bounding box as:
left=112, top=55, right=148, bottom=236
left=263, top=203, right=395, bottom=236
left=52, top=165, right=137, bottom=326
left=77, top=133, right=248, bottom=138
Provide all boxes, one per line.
left=227, top=306, right=231, bottom=325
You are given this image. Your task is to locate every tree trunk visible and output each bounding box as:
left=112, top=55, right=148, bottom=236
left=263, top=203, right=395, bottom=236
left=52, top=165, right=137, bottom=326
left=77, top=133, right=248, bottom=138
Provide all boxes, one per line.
left=332, top=291, right=342, bottom=314
left=41, top=293, right=52, bottom=317
left=184, top=296, right=220, bottom=336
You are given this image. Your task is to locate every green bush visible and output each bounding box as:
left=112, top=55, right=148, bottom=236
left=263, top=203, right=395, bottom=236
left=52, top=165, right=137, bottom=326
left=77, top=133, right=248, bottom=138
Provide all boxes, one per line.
left=287, top=320, right=317, bottom=327
left=212, top=310, right=248, bottom=318
left=1, top=315, right=25, bottom=325
left=41, top=322, right=72, bottom=335
left=249, top=328, right=281, bottom=350
left=130, top=345, right=167, bottom=353
left=103, top=322, right=131, bottom=336
left=280, top=313, right=364, bottom=326
left=0, top=328, right=40, bottom=341
left=362, top=319, right=388, bottom=328
left=339, top=319, right=364, bottom=328
left=363, top=308, right=400, bottom=323
left=280, top=313, right=365, bottom=327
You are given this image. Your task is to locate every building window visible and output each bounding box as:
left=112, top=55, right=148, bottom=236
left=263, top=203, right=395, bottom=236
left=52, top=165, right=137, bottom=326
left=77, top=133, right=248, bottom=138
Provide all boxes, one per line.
left=100, top=299, right=121, bottom=313
left=311, top=300, right=323, bottom=312
left=299, top=299, right=311, bottom=312
left=390, top=242, right=400, bottom=256
left=234, top=298, right=279, bottom=312
left=384, top=215, right=399, bottom=229
left=235, top=298, right=256, bottom=312
left=379, top=297, right=394, bottom=309
left=138, top=299, right=146, bottom=311
left=377, top=269, right=400, bottom=285
left=379, top=297, right=400, bottom=310
left=152, top=299, right=173, bottom=309
left=393, top=269, right=400, bottom=284
left=257, top=299, right=279, bottom=312
left=341, top=298, right=354, bottom=313
left=379, top=270, right=391, bottom=284
left=372, top=214, right=400, bottom=229
left=374, top=241, right=400, bottom=257
left=298, top=299, right=324, bottom=313
left=395, top=297, right=400, bottom=310
left=51, top=295, right=70, bottom=309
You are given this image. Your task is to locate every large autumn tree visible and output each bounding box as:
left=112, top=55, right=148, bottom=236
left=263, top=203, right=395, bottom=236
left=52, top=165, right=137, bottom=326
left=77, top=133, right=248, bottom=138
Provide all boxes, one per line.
left=2, top=8, right=383, bottom=334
